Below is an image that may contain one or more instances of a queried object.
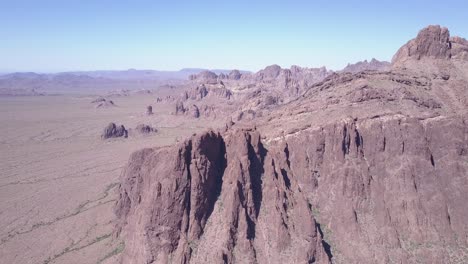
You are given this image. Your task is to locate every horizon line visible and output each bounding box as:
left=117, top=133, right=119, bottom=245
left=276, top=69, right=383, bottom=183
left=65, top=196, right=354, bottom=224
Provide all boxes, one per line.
left=0, top=57, right=388, bottom=75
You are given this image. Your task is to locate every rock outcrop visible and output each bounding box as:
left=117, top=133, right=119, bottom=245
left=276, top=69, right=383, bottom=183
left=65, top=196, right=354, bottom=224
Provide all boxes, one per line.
left=115, top=129, right=332, bottom=264
left=189, top=71, right=219, bottom=84
left=393, top=25, right=468, bottom=64
left=228, top=69, right=242, bottom=80
left=175, top=100, right=186, bottom=115
left=114, top=25, right=468, bottom=264
left=280, top=116, right=468, bottom=263
left=450, top=36, right=468, bottom=60
left=102, top=123, right=128, bottom=139
left=116, top=115, right=468, bottom=263
left=183, top=85, right=208, bottom=100
left=182, top=84, right=232, bottom=102
left=254, top=64, right=282, bottom=81
left=251, top=65, right=332, bottom=97
left=218, top=72, right=227, bottom=79
left=134, top=124, right=157, bottom=134
left=175, top=101, right=204, bottom=119
left=341, top=58, right=390, bottom=73
left=146, top=105, right=153, bottom=115
left=188, top=104, right=200, bottom=118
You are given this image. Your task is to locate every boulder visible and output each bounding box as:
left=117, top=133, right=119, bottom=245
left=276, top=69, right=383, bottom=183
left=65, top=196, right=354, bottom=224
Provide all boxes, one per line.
left=146, top=105, right=153, bottom=115
left=135, top=124, right=157, bottom=134
left=101, top=123, right=127, bottom=139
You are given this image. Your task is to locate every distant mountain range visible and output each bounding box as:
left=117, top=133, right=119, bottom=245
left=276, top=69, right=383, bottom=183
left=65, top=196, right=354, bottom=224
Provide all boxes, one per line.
left=0, top=68, right=252, bottom=81
left=0, top=62, right=392, bottom=96
left=0, top=68, right=253, bottom=95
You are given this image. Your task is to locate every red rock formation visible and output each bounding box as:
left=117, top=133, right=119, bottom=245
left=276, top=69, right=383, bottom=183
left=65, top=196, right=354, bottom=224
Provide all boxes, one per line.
left=187, top=104, right=200, bottom=118
left=115, top=129, right=332, bottom=264
left=283, top=116, right=468, bottom=263
left=115, top=25, right=468, bottom=264
left=183, top=85, right=209, bottom=100
left=134, top=124, right=157, bottom=134
left=182, top=84, right=232, bottom=101
left=228, top=70, right=242, bottom=80
left=102, top=122, right=127, bottom=139
left=341, top=58, right=390, bottom=73
left=146, top=105, right=153, bottom=115
left=189, top=70, right=219, bottom=84
left=393, top=25, right=468, bottom=64
left=175, top=100, right=186, bottom=115
left=116, top=115, right=468, bottom=263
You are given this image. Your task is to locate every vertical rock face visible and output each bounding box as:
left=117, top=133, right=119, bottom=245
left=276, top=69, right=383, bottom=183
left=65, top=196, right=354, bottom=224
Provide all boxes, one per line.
left=184, top=85, right=209, bottom=100
left=392, top=25, right=468, bottom=64
left=115, top=129, right=332, bottom=264
left=175, top=100, right=186, bottom=115
left=188, top=104, right=200, bottom=118
left=182, top=84, right=232, bottom=101
left=284, top=116, right=468, bottom=263
left=414, top=25, right=451, bottom=59
left=115, top=116, right=468, bottom=263
left=393, top=25, right=451, bottom=63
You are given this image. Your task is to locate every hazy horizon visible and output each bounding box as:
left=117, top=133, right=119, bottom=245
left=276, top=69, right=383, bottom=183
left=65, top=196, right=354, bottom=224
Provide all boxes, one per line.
left=2, top=0, right=468, bottom=72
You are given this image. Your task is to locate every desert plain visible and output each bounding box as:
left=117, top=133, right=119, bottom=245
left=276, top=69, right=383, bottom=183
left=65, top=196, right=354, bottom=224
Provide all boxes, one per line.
left=0, top=93, right=222, bottom=264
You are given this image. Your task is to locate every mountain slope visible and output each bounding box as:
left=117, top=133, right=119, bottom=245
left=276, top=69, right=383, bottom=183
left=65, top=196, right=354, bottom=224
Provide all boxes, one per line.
left=114, top=25, right=468, bottom=263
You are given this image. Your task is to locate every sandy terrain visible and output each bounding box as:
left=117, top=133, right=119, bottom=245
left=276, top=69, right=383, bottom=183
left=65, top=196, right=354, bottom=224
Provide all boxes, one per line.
left=0, top=94, right=221, bottom=264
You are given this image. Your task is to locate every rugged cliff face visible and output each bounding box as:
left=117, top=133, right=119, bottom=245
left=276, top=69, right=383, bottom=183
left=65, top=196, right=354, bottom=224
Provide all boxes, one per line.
left=115, top=115, right=467, bottom=264
left=115, top=130, right=332, bottom=264
left=115, top=25, right=468, bottom=264
left=281, top=116, right=468, bottom=263
left=392, top=25, right=468, bottom=66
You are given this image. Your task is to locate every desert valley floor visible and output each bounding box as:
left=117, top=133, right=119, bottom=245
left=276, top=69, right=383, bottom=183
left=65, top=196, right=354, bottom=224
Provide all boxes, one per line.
left=0, top=95, right=222, bottom=264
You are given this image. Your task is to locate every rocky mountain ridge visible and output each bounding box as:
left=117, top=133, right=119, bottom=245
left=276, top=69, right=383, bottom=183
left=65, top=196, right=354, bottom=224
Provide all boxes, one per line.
left=341, top=58, right=390, bottom=73
left=115, top=25, right=468, bottom=263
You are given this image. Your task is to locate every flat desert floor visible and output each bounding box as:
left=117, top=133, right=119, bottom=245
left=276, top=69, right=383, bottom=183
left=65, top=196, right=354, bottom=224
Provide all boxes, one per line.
left=0, top=94, right=221, bottom=264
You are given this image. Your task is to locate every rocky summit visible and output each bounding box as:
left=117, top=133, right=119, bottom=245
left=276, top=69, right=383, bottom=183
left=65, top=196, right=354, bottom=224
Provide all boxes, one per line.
left=393, top=25, right=468, bottom=65
left=114, top=25, right=468, bottom=264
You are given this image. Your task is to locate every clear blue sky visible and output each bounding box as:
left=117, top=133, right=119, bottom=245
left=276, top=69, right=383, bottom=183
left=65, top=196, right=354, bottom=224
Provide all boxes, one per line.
left=1, top=0, right=467, bottom=72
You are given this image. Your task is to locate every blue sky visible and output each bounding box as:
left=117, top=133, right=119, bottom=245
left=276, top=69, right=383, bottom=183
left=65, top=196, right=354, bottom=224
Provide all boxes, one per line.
left=1, top=0, right=467, bottom=72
